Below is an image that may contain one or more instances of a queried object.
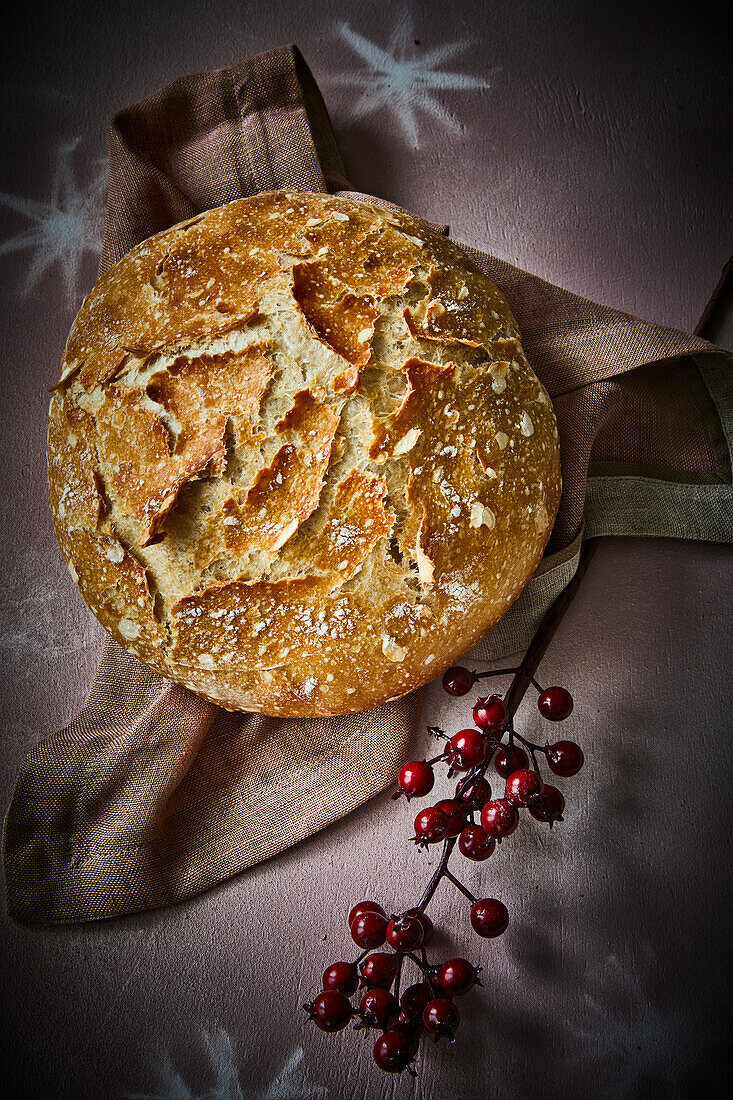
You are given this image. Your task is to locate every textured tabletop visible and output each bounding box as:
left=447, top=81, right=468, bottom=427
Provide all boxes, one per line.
left=1, top=2, right=731, bottom=1097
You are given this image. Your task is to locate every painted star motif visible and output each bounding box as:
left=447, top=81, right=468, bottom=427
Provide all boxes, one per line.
left=0, top=137, right=106, bottom=306
left=124, top=1028, right=327, bottom=1100
left=332, top=12, right=494, bottom=146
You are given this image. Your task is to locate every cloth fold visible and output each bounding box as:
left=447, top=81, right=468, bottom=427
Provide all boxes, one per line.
left=4, top=45, right=732, bottom=922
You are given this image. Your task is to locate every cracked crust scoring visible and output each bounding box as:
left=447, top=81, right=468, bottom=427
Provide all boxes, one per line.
left=48, top=190, right=561, bottom=716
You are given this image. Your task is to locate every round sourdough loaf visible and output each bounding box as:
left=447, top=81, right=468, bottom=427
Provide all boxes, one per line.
left=48, top=191, right=561, bottom=717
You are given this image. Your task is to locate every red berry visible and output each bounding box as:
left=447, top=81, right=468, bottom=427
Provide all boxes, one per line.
left=405, top=907, right=434, bottom=945
left=442, top=665, right=475, bottom=696
left=387, top=1018, right=422, bottom=1048
left=470, top=898, right=509, bottom=938
left=434, top=798, right=467, bottom=837
left=322, top=961, right=358, bottom=996
left=436, top=957, right=480, bottom=996
left=448, top=728, right=489, bottom=770
left=348, top=900, right=386, bottom=926
left=360, top=952, right=398, bottom=989
left=494, top=745, right=529, bottom=779
left=390, top=1014, right=422, bottom=1037
left=481, top=797, right=519, bottom=838
left=538, top=685, right=574, bottom=721
left=397, top=759, right=435, bottom=799
left=458, top=824, right=496, bottom=861
left=373, top=1028, right=415, bottom=1073
left=386, top=913, right=424, bottom=951
left=351, top=910, right=388, bottom=948
left=307, top=990, right=353, bottom=1031
left=455, top=775, right=492, bottom=807
left=400, top=982, right=433, bottom=1019
left=473, top=694, right=507, bottom=734
left=505, top=768, right=543, bottom=807
left=529, top=784, right=565, bottom=824
left=422, top=997, right=460, bottom=1040
left=546, top=740, right=584, bottom=777
left=360, top=988, right=399, bottom=1030
left=414, top=805, right=449, bottom=844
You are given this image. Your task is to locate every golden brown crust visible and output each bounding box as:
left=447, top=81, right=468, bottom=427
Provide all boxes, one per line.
left=48, top=190, right=561, bottom=716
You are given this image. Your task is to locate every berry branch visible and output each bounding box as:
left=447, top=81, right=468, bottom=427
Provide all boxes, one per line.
left=304, top=539, right=597, bottom=1074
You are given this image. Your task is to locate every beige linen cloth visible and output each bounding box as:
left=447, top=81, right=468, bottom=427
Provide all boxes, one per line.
left=4, top=46, right=732, bottom=922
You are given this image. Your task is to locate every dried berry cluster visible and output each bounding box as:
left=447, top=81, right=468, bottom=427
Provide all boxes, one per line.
left=304, top=659, right=585, bottom=1075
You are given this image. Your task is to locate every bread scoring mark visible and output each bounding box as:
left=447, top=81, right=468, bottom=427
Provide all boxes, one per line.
left=368, top=357, right=452, bottom=463
left=292, top=262, right=383, bottom=374
left=63, top=528, right=167, bottom=665
left=71, top=214, right=274, bottom=390
left=221, top=392, right=339, bottom=556
left=89, top=381, right=229, bottom=546
left=48, top=356, right=84, bottom=392
left=401, top=263, right=515, bottom=354
left=281, top=468, right=395, bottom=586
left=393, top=427, right=422, bottom=455
left=520, top=410, right=535, bottom=436
left=469, top=502, right=496, bottom=529
left=403, top=305, right=478, bottom=349
left=145, top=344, right=275, bottom=449
left=367, top=348, right=554, bottom=602
left=161, top=387, right=344, bottom=588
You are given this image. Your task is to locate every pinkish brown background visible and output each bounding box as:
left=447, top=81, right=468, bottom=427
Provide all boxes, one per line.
left=1, top=1, right=731, bottom=1097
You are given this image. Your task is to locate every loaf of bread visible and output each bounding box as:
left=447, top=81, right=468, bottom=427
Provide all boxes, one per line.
left=48, top=191, right=561, bottom=716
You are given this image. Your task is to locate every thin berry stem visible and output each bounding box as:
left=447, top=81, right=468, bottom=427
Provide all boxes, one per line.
left=415, top=837, right=457, bottom=912
left=418, top=946, right=437, bottom=990
left=473, top=667, right=519, bottom=680
left=457, top=745, right=497, bottom=798
left=404, top=951, right=425, bottom=972
left=443, top=869, right=477, bottom=903
left=527, top=745, right=542, bottom=773
left=394, top=952, right=404, bottom=1002
left=509, top=729, right=543, bottom=772
left=512, top=731, right=543, bottom=752
left=512, top=730, right=549, bottom=772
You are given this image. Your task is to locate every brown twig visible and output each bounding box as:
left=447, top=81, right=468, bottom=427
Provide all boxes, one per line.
left=413, top=535, right=598, bottom=913
left=503, top=537, right=600, bottom=719
left=694, top=254, right=733, bottom=339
